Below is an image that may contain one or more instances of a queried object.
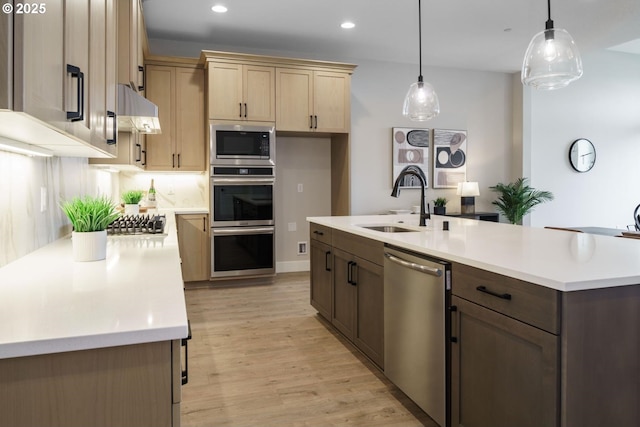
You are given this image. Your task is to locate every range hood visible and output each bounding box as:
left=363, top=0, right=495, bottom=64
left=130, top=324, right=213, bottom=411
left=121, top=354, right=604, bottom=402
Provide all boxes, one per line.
left=117, top=84, right=161, bottom=134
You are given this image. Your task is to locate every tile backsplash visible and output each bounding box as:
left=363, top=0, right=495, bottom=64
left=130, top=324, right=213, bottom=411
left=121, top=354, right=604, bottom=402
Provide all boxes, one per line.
left=0, top=152, right=113, bottom=267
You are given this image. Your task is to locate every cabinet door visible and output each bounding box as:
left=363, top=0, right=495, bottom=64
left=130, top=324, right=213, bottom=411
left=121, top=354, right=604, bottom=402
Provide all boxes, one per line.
left=64, top=0, right=91, bottom=141
left=310, top=239, right=332, bottom=321
left=353, top=256, right=384, bottom=368
left=314, top=71, right=350, bottom=133
left=145, top=65, right=176, bottom=170
left=207, top=62, right=243, bottom=120
left=275, top=68, right=313, bottom=131
left=175, top=67, right=205, bottom=171
left=243, top=65, right=275, bottom=121
left=105, top=0, right=117, bottom=150
left=451, top=296, right=559, bottom=427
left=332, top=248, right=356, bottom=339
left=12, top=2, right=66, bottom=126
left=177, top=214, right=209, bottom=282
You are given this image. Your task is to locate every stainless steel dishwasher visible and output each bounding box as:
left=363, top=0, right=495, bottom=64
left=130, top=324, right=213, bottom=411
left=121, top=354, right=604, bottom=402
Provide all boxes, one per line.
left=384, top=245, right=451, bottom=427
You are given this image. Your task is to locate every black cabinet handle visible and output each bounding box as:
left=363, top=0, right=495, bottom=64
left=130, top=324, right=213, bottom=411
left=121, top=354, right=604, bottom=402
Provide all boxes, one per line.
left=177, top=153, right=181, bottom=168
left=347, top=261, right=357, bottom=285
left=135, top=143, right=142, bottom=162
left=314, top=115, right=318, bottom=129
left=313, top=230, right=324, bottom=236
left=244, top=103, right=247, bottom=118
left=325, top=251, right=331, bottom=272
left=181, top=320, right=192, bottom=385
left=172, top=153, right=175, bottom=168
left=141, top=149, right=146, bottom=166
left=106, top=111, right=117, bottom=145
left=138, top=65, right=145, bottom=91
left=66, top=64, right=84, bottom=122
left=202, top=217, right=207, bottom=232
left=239, top=103, right=243, bottom=118
left=450, top=305, right=458, bottom=343
left=476, top=285, right=512, bottom=300
left=309, top=115, right=313, bottom=129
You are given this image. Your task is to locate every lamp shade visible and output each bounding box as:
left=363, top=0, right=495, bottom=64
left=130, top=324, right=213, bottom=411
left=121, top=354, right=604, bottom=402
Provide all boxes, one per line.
left=521, top=28, right=583, bottom=90
left=457, top=182, right=480, bottom=197
left=403, top=80, right=440, bottom=121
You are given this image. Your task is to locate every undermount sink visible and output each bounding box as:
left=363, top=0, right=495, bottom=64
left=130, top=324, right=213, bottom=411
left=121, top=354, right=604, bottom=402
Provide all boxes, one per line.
left=359, top=225, right=417, bottom=233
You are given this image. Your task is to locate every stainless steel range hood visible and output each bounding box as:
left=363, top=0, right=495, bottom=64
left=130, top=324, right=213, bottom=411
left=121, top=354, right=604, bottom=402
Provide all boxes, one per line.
left=117, top=84, right=161, bottom=134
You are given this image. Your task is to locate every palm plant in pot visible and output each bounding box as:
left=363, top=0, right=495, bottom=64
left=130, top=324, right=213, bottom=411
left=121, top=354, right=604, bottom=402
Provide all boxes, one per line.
left=490, top=178, right=554, bottom=225
left=60, top=195, right=120, bottom=261
left=122, top=190, right=144, bottom=215
left=432, top=197, right=448, bottom=215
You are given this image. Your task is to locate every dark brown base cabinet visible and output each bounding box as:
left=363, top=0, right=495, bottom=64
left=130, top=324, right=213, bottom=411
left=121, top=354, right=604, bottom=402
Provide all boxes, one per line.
left=451, top=263, right=640, bottom=427
left=310, top=225, right=384, bottom=369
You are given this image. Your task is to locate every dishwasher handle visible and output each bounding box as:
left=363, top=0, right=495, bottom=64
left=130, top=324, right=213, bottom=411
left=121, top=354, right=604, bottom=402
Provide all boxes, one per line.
left=384, top=252, right=442, bottom=277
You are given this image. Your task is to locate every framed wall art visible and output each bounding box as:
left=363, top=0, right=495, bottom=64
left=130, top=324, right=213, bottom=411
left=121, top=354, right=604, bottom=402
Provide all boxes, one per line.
left=392, top=127, right=430, bottom=188
left=433, top=128, right=467, bottom=189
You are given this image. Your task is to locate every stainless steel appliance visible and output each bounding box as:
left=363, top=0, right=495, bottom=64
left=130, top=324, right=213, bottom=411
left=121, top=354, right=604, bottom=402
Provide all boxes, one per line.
left=210, top=123, right=275, bottom=166
left=383, top=245, right=451, bottom=427
left=210, top=165, right=275, bottom=279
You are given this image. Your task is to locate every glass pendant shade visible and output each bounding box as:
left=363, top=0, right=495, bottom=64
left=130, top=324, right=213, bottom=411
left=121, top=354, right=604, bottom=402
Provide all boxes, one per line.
left=522, top=27, right=583, bottom=90
left=403, top=79, right=440, bottom=121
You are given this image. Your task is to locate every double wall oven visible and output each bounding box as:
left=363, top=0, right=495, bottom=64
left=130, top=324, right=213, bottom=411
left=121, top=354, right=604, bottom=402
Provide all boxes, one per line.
left=210, top=124, right=276, bottom=279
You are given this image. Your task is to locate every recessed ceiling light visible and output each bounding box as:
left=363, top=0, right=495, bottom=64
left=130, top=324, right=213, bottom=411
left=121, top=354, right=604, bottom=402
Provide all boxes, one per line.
left=211, top=5, right=227, bottom=13
left=341, top=21, right=355, bottom=29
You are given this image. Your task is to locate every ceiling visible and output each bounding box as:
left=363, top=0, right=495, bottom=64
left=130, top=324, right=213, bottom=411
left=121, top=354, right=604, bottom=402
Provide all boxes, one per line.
left=142, top=0, right=640, bottom=73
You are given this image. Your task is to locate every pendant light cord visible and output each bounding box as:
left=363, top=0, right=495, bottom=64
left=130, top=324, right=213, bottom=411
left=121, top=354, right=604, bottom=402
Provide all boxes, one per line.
left=417, top=0, right=423, bottom=82
left=545, top=0, right=554, bottom=30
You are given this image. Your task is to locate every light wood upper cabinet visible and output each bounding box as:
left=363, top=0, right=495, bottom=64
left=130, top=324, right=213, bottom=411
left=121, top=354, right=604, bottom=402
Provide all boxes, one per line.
left=276, top=69, right=351, bottom=133
left=145, top=65, right=205, bottom=171
left=207, top=62, right=275, bottom=122
left=117, top=0, right=144, bottom=91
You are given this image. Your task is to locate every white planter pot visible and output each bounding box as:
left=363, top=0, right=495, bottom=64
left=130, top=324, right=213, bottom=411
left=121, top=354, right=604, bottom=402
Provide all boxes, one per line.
left=72, top=230, right=107, bottom=262
left=124, top=204, right=140, bottom=215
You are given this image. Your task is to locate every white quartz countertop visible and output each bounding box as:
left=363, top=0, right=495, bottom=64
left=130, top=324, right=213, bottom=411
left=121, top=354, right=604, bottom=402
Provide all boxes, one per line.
left=0, top=211, right=190, bottom=359
left=308, top=214, right=640, bottom=292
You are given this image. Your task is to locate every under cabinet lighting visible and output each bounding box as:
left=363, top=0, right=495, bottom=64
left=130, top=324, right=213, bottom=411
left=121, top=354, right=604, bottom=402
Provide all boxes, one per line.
left=0, top=137, right=53, bottom=157
left=341, top=21, right=355, bottom=29
left=211, top=5, right=227, bottom=13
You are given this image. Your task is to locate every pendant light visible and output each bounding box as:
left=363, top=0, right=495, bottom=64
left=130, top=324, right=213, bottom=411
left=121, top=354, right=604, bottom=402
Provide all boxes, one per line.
left=403, top=0, right=439, bottom=121
left=521, top=0, right=583, bottom=90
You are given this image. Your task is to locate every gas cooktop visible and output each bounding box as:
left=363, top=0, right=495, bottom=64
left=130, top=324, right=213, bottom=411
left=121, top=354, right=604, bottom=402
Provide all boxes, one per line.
left=107, top=214, right=166, bottom=235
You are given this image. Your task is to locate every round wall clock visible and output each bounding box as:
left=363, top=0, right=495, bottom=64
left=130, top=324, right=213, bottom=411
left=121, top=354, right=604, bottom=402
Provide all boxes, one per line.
left=568, top=138, right=596, bottom=173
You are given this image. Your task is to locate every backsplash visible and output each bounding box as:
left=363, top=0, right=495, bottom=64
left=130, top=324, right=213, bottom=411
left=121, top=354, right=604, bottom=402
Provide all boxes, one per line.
left=0, top=152, right=114, bottom=267
left=117, top=172, right=207, bottom=208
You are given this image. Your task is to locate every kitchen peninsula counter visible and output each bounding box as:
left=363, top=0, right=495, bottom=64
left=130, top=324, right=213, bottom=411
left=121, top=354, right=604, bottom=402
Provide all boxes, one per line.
left=0, top=211, right=190, bottom=360
left=308, top=214, right=640, bottom=292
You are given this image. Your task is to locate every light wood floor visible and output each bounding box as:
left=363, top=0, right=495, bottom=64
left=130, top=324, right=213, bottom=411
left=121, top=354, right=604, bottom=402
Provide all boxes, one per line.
left=182, top=272, right=437, bottom=427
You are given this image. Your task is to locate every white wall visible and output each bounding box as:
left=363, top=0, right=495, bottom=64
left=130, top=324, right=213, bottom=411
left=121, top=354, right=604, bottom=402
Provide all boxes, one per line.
left=350, top=59, right=514, bottom=215
left=525, top=50, right=640, bottom=229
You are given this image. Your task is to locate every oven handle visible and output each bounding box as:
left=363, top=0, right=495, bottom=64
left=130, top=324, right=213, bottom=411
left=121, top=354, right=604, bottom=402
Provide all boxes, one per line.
left=211, top=178, right=275, bottom=184
left=212, top=227, right=274, bottom=235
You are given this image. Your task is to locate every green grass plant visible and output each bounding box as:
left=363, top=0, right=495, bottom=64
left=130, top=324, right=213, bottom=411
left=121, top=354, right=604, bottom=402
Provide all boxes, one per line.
left=122, top=190, right=144, bottom=204
left=60, top=195, right=120, bottom=232
left=433, top=197, right=448, bottom=207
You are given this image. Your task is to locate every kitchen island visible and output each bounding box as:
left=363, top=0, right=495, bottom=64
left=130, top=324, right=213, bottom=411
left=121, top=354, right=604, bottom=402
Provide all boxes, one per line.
left=308, top=214, right=640, bottom=427
left=0, top=211, right=190, bottom=427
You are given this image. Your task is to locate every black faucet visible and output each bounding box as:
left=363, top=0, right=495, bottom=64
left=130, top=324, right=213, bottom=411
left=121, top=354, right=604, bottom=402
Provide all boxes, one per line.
left=391, top=165, right=430, bottom=226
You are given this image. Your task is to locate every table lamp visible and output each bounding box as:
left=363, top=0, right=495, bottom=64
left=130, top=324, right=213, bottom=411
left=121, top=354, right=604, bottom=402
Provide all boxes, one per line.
left=457, top=182, right=480, bottom=214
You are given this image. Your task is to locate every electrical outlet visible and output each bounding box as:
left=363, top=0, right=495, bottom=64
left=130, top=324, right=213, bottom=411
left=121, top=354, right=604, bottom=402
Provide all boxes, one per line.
left=297, top=183, right=303, bottom=193
left=288, top=222, right=297, bottom=232
left=297, top=241, right=308, bottom=255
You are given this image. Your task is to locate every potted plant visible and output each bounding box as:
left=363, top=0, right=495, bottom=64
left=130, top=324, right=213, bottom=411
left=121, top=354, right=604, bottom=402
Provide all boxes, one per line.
left=60, top=195, right=120, bottom=262
left=490, top=178, right=554, bottom=225
left=432, top=197, right=448, bottom=215
left=122, top=190, right=144, bottom=214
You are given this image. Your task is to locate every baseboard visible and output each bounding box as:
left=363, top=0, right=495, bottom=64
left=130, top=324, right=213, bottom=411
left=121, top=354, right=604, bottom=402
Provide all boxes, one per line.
left=276, top=260, right=310, bottom=273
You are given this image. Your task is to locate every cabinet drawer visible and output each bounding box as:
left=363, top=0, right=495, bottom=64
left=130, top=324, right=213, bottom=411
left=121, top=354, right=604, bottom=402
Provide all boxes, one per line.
left=332, top=229, right=384, bottom=266
left=452, top=263, right=560, bottom=334
left=310, top=223, right=332, bottom=245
